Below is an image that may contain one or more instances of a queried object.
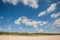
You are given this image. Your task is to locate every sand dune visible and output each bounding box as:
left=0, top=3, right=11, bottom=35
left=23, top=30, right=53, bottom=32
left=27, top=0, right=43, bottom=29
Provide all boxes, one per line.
left=0, top=35, right=60, bottom=40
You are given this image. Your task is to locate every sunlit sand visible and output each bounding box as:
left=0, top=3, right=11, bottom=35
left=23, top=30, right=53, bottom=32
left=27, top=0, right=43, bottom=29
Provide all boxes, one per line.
left=0, top=35, right=60, bottom=40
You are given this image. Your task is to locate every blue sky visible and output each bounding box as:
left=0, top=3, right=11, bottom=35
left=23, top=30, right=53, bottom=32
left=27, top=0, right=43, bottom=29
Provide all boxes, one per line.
left=0, top=0, right=60, bottom=33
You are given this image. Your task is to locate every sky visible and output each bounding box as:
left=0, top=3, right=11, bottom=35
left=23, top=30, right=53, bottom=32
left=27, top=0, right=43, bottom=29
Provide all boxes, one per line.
left=0, top=0, right=60, bottom=33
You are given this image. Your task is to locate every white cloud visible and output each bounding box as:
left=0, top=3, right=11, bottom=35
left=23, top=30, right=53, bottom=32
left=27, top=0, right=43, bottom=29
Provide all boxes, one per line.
left=18, top=27, right=23, bottom=30
left=39, top=29, right=44, bottom=33
left=14, top=16, right=47, bottom=28
left=3, top=0, right=20, bottom=5
left=0, top=27, right=2, bottom=31
left=54, top=18, right=60, bottom=26
left=2, top=0, right=39, bottom=8
left=38, top=2, right=58, bottom=17
left=15, top=17, right=22, bottom=25
left=21, top=0, right=39, bottom=8
left=46, top=0, right=51, bottom=3
left=38, top=21, right=48, bottom=26
left=0, top=16, right=4, bottom=19
left=8, top=27, right=11, bottom=30
left=51, top=27, right=55, bottom=30
left=8, top=25, right=11, bottom=30
left=57, top=1, right=60, bottom=4
left=38, top=11, right=46, bottom=17
left=51, top=12, right=60, bottom=18
left=47, top=3, right=57, bottom=13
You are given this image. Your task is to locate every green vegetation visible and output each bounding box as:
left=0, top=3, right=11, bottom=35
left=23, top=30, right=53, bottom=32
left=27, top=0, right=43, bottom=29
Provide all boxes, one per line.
left=0, top=32, right=60, bottom=36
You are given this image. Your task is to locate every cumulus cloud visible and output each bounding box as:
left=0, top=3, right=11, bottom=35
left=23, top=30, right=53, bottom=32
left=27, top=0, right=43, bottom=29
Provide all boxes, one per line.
left=21, top=0, right=39, bottom=8
left=39, top=29, right=44, bottom=33
left=18, top=27, right=23, bottom=30
left=15, top=17, right=22, bottom=25
left=2, top=0, right=20, bottom=5
left=8, top=27, right=11, bottom=31
left=57, top=1, right=60, bottom=4
left=14, top=16, right=47, bottom=28
left=2, top=0, right=39, bottom=8
left=38, top=11, right=46, bottom=17
left=51, top=12, right=60, bottom=18
left=0, top=27, right=2, bottom=31
left=38, top=2, right=58, bottom=17
left=47, top=3, right=57, bottom=13
left=8, top=25, right=11, bottom=30
left=46, top=0, right=51, bottom=3
left=54, top=18, right=60, bottom=26
left=0, top=16, right=4, bottom=19
left=51, top=27, right=55, bottom=30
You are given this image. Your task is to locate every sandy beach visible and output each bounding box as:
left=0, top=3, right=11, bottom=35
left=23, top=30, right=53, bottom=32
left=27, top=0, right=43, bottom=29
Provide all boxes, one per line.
left=0, top=35, right=60, bottom=40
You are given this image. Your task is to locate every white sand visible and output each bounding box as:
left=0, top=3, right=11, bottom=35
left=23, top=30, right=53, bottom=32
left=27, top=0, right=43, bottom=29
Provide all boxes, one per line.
left=0, top=35, right=60, bottom=40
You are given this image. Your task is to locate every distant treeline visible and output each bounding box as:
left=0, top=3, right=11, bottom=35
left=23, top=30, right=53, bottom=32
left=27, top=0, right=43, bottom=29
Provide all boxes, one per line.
left=0, top=32, right=60, bottom=36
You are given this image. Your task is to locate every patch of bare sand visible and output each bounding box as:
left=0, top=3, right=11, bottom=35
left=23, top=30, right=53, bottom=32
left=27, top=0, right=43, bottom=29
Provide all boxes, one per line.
left=0, top=35, right=60, bottom=40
